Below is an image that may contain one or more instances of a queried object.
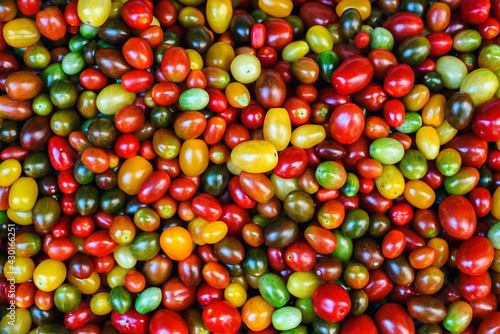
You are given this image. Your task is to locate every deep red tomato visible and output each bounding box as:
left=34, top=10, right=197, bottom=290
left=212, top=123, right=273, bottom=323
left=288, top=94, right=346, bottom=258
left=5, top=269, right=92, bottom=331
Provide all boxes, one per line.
left=351, top=82, right=387, bottom=112
left=461, top=0, right=490, bottom=24
left=149, top=309, right=188, bottom=334
left=220, top=204, right=251, bottom=238
left=426, top=32, right=453, bottom=57
left=122, top=69, right=154, bottom=93
left=257, top=46, right=278, bottom=68
left=382, top=230, right=406, bottom=259
left=263, top=19, right=293, bottom=53
left=374, top=303, right=415, bottom=334
left=267, top=247, right=289, bottom=271
left=384, top=64, right=415, bottom=98
left=368, top=48, right=398, bottom=81
left=122, top=37, right=154, bottom=70
left=438, top=195, right=477, bottom=240
left=469, top=187, right=492, bottom=217
left=122, top=0, right=153, bottom=30
left=362, top=268, right=394, bottom=302
left=111, top=307, right=150, bottom=334
left=162, top=277, right=197, bottom=311
left=340, top=314, right=378, bottom=334
left=273, top=146, right=308, bottom=179
left=299, top=1, right=338, bottom=28
left=58, top=169, right=78, bottom=194
left=138, top=171, right=171, bottom=204
left=312, top=283, right=351, bottom=322
left=383, top=99, right=405, bottom=127
left=383, top=12, right=424, bottom=44
left=64, top=300, right=93, bottom=330
left=80, top=68, right=108, bottom=91
left=204, top=116, right=226, bottom=145
left=206, top=88, right=228, bottom=113
left=83, top=230, right=117, bottom=256
left=329, top=103, right=365, bottom=145
left=197, top=281, right=224, bottom=307
left=153, top=0, right=177, bottom=27
left=16, top=0, right=42, bottom=16
left=36, top=6, right=67, bottom=41
left=228, top=176, right=257, bottom=209
left=114, top=134, right=140, bottom=158
left=389, top=203, right=414, bottom=226
left=456, top=236, right=494, bottom=276
left=115, top=105, right=146, bottom=134
left=251, top=23, right=266, bottom=49
left=64, top=0, right=81, bottom=26
left=444, top=133, right=488, bottom=168
left=48, top=136, right=77, bottom=171
left=47, top=237, right=75, bottom=261
left=191, top=194, right=222, bottom=222
left=71, top=216, right=95, bottom=238
left=478, top=17, right=500, bottom=39
left=472, top=98, right=500, bottom=142
left=285, top=241, right=316, bottom=272
left=477, top=312, right=500, bottom=334
left=331, top=57, right=373, bottom=95
left=224, top=123, right=249, bottom=149
left=457, top=271, right=492, bottom=301
left=151, top=82, right=181, bottom=106
left=202, top=300, right=242, bottom=334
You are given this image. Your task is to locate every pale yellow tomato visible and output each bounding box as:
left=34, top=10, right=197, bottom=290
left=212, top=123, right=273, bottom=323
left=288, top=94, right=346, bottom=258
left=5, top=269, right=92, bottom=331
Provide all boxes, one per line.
left=230, top=54, right=261, bottom=84
left=0, top=159, right=22, bottom=187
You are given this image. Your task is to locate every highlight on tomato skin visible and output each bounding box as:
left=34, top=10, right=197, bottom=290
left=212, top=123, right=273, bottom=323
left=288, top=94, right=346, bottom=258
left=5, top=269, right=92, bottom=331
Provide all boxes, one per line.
left=2, top=0, right=500, bottom=333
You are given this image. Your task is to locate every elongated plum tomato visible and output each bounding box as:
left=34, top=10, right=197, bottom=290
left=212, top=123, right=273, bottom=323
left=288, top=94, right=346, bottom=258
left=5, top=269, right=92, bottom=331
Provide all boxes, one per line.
left=331, top=57, right=374, bottom=95
left=329, top=103, right=365, bottom=145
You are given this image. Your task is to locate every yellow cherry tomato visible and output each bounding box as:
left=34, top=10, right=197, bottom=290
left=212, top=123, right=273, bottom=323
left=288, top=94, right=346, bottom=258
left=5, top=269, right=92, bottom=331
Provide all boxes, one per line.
left=306, top=25, right=334, bottom=54
left=224, top=282, right=248, bottom=308
left=231, top=140, right=278, bottom=173
left=201, top=221, right=228, bottom=244
left=6, top=209, right=32, bottom=226
left=230, top=54, right=261, bottom=84
left=179, top=139, right=209, bottom=177
left=160, top=226, right=193, bottom=261
left=90, top=292, right=113, bottom=315
left=287, top=272, right=322, bottom=299
left=375, top=164, right=405, bottom=200
left=263, top=108, right=291, bottom=151
left=401, top=84, right=430, bottom=112
left=188, top=216, right=210, bottom=245
left=416, top=126, right=440, bottom=160
left=186, top=49, right=203, bottom=70
left=205, top=42, right=235, bottom=71
left=282, top=41, right=310, bottom=63
left=0, top=308, right=31, bottom=334
left=404, top=180, right=436, bottom=209
left=422, top=94, right=446, bottom=126
left=491, top=186, right=500, bottom=220
left=258, top=0, right=293, bottom=17
left=241, top=296, right=275, bottom=332
left=291, top=124, right=326, bottom=149
left=9, top=177, right=38, bottom=211
left=460, top=68, right=499, bottom=106
left=436, top=120, right=458, bottom=145
left=3, top=18, right=40, bottom=48
left=4, top=257, right=34, bottom=284
left=33, top=259, right=66, bottom=291
left=336, top=0, right=372, bottom=20
left=117, top=156, right=153, bottom=195
left=206, top=0, right=233, bottom=34
left=225, top=82, right=250, bottom=108
left=68, top=271, right=101, bottom=295
left=0, top=159, right=22, bottom=187
left=96, top=83, right=136, bottom=115
left=78, top=0, right=112, bottom=27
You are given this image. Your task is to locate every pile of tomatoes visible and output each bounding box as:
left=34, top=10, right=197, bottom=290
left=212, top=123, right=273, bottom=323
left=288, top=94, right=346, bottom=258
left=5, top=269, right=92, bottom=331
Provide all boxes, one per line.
left=2, top=0, right=500, bottom=333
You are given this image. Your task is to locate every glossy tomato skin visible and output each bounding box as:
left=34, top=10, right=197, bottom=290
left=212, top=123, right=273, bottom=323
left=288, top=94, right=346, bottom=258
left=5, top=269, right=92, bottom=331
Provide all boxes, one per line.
left=456, top=236, right=494, bottom=276
left=439, top=195, right=477, bottom=240
left=111, top=307, right=150, bottom=334
left=149, top=309, right=188, bottom=334
left=374, top=303, right=415, bottom=334
left=122, top=69, right=154, bottom=93
left=122, top=37, right=154, bottom=70
left=384, top=64, right=415, bottom=98
left=83, top=230, right=118, bottom=256
left=161, top=47, right=190, bottom=83
left=264, top=19, right=294, bottom=53
left=331, top=57, right=374, bottom=95
left=444, top=134, right=488, bottom=168
left=202, top=300, right=242, bottom=334
left=477, top=312, right=500, bottom=334
left=36, top=6, right=66, bottom=41
left=312, top=283, right=351, bottom=322
left=461, top=0, right=490, bottom=24
left=329, top=103, right=365, bottom=145
left=472, top=99, right=500, bottom=142
left=273, top=147, right=308, bottom=179
left=362, top=268, right=394, bottom=302
left=340, top=314, right=378, bottom=334
left=48, top=136, right=77, bottom=171
left=383, top=12, right=424, bottom=44
left=122, top=0, right=153, bottom=30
